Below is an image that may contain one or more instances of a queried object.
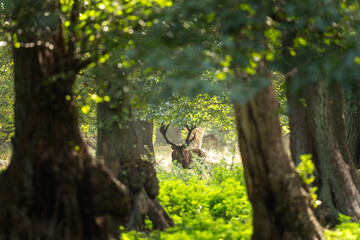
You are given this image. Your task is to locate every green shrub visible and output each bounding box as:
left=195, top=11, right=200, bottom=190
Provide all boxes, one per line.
left=325, top=214, right=360, bottom=239
left=122, top=160, right=253, bottom=239
left=295, top=154, right=320, bottom=208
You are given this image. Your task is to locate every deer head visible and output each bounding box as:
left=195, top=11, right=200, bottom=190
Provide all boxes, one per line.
left=160, top=122, right=197, bottom=168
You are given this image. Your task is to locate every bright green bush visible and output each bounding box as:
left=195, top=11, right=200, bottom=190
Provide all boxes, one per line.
left=295, top=154, right=320, bottom=208
left=122, top=160, right=253, bottom=240
left=325, top=214, right=360, bottom=239
left=325, top=222, right=360, bottom=240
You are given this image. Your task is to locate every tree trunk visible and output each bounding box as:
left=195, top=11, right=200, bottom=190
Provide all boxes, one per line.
left=302, top=80, right=360, bottom=225
left=0, top=45, right=129, bottom=240
left=286, top=77, right=314, bottom=165
left=328, top=84, right=352, bottom=165
left=132, top=119, right=155, bottom=161
left=97, top=93, right=174, bottom=231
left=234, top=84, right=324, bottom=240
left=345, top=88, right=360, bottom=168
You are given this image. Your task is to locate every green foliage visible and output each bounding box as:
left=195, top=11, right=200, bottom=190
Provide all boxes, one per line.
left=296, top=154, right=319, bottom=208
left=157, top=164, right=250, bottom=222
left=122, top=161, right=253, bottom=239
left=276, top=0, right=360, bottom=92
left=74, top=71, right=97, bottom=136
left=123, top=215, right=251, bottom=240
left=137, top=0, right=275, bottom=103
left=272, top=72, right=289, bottom=135
left=325, top=214, right=360, bottom=240
left=272, top=73, right=287, bottom=115
left=145, top=93, right=234, bottom=130
left=0, top=40, right=14, bottom=143
left=296, top=154, right=316, bottom=185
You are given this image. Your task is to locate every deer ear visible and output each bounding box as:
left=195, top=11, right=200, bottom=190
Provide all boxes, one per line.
left=171, top=146, right=176, bottom=150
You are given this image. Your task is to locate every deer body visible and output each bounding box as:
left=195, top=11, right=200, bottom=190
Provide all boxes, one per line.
left=171, top=147, right=205, bottom=169
left=160, top=123, right=205, bottom=169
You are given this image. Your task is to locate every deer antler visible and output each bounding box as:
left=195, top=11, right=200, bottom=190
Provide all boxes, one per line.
left=160, top=122, right=178, bottom=147
left=184, top=124, right=196, bottom=146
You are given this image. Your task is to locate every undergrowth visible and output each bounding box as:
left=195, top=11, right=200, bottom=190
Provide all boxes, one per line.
left=325, top=214, right=360, bottom=239
left=122, top=159, right=252, bottom=240
left=122, top=157, right=360, bottom=240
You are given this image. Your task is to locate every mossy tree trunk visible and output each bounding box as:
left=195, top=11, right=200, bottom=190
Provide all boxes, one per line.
left=0, top=3, right=130, bottom=238
left=234, top=81, right=324, bottom=240
left=96, top=85, right=173, bottom=231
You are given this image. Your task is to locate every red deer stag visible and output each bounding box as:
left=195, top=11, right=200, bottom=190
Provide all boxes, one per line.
left=160, top=123, right=205, bottom=169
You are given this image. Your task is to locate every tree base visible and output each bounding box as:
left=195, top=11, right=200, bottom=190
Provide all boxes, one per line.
left=0, top=162, right=130, bottom=240
left=118, top=158, right=174, bottom=231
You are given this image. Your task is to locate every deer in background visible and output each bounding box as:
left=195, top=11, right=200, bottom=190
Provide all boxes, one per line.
left=202, top=134, right=219, bottom=150
left=160, top=123, right=206, bottom=169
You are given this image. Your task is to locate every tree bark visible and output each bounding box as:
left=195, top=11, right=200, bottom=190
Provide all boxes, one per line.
left=286, top=77, right=314, bottom=165
left=97, top=91, right=173, bottom=231
left=328, top=84, right=352, bottom=165
left=234, top=84, right=324, bottom=240
left=345, top=88, right=360, bottom=168
left=302, top=80, right=360, bottom=225
left=132, top=119, right=155, bottom=161
left=288, top=78, right=360, bottom=225
left=0, top=45, right=129, bottom=240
